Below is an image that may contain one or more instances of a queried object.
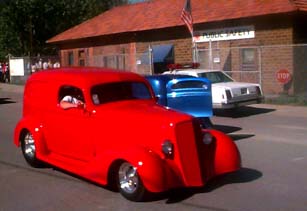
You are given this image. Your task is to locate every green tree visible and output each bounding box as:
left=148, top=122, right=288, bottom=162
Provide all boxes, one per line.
left=0, top=0, right=128, bottom=60
left=0, top=2, right=22, bottom=59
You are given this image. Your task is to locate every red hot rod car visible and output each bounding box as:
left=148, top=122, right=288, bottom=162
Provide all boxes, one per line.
left=14, top=67, right=241, bottom=201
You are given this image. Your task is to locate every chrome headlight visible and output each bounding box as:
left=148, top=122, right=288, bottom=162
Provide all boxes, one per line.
left=202, top=132, right=213, bottom=145
left=162, top=140, right=173, bottom=157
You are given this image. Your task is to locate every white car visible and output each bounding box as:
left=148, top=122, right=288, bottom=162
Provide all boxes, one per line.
left=163, top=68, right=263, bottom=109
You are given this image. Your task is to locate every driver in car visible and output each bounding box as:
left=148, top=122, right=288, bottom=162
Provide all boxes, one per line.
left=60, top=95, right=84, bottom=109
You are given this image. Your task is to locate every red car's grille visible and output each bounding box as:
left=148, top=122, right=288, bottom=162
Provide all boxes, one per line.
left=175, top=119, right=215, bottom=186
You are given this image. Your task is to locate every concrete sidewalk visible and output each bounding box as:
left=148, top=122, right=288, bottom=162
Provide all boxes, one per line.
left=0, top=83, right=24, bottom=93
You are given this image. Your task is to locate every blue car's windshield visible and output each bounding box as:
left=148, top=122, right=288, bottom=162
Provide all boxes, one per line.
left=91, top=81, right=152, bottom=105
left=198, top=71, right=233, bottom=83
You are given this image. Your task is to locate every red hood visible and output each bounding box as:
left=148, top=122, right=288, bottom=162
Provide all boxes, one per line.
left=92, top=100, right=192, bottom=126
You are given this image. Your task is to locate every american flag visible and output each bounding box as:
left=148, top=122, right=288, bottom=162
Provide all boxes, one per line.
left=181, top=0, right=193, bottom=36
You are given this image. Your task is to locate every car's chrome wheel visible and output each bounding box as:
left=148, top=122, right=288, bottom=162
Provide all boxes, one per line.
left=21, top=131, right=43, bottom=168
left=118, top=162, right=147, bottom=201
left=24, top=133, right=36, bottom=159
left=119, top=162, right=139, bottom=193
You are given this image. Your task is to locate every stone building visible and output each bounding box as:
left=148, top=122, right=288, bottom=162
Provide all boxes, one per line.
left=47, top=0, right=307, bottom=96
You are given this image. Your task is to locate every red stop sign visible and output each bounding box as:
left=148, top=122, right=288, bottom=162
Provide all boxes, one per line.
left=276, top=69, right=291, bottom=84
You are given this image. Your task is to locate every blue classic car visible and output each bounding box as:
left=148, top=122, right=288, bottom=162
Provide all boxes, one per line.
left=145, top=74, right=213, bottom=128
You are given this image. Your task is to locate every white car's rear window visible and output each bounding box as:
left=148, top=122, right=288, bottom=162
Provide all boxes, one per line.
left=198, top=72, right=233, bottom=83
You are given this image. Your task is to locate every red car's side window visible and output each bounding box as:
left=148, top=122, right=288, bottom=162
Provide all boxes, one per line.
left=58, top=85, right=84, bottom=103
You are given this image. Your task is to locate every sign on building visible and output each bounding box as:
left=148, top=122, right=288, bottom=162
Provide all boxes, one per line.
left=194, top=25, right=255, bottom=42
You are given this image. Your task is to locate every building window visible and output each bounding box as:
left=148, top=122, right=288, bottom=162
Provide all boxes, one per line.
left=79, top=50, right=85, bottom=58
left=79, top=59, right=85, bottom=66
left=78, top=49, right=86, bottom=66
left=242, top=48, right=255, bottom=64
left=240, top=48, right=257, bottom=71
left=68, top=52, right=74, bottom=66
left=103, top=57, right=108, bottom=67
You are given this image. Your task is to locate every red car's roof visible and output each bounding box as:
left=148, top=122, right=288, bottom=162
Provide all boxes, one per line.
left=28, top=67, right=145, bottom=88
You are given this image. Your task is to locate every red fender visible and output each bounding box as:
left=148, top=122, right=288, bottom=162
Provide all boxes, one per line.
left=71, top=147, right=183, bottom=193
left=205, top=129, right=241, bottom=175
left=14, top=117, right=49, bottom=157
left=121, top=148, right=183, bottom=193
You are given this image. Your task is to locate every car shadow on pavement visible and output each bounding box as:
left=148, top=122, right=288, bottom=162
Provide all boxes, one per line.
left=213, top=105, right=275, bottom=118
left=163, top=167, right=263, bottom=203
left=229, top=134, right=255, bottom=141
left=0, top=97, right=16, bottom=104
left=212, top=125, right=255, bottom=141
left=213, top=124, right=241, bottom=134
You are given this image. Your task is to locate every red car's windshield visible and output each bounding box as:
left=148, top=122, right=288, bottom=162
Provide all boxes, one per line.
left=91, top=81, right=152, bottom=105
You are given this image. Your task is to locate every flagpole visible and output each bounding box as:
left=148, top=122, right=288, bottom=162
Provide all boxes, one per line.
left=190, top=0, right=196, bottom=63
left=192, top=31, right=196, bottom=63
left=209, top=39, right=212, bottom=69
left=190, top=0, right=195, bottom=63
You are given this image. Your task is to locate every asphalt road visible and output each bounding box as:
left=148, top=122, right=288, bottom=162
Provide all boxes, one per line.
left=1, top=83, right=307, bottom=211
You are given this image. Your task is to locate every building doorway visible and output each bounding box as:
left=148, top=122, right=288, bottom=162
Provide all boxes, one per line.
left=152, top=44, right=174, bottom=74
